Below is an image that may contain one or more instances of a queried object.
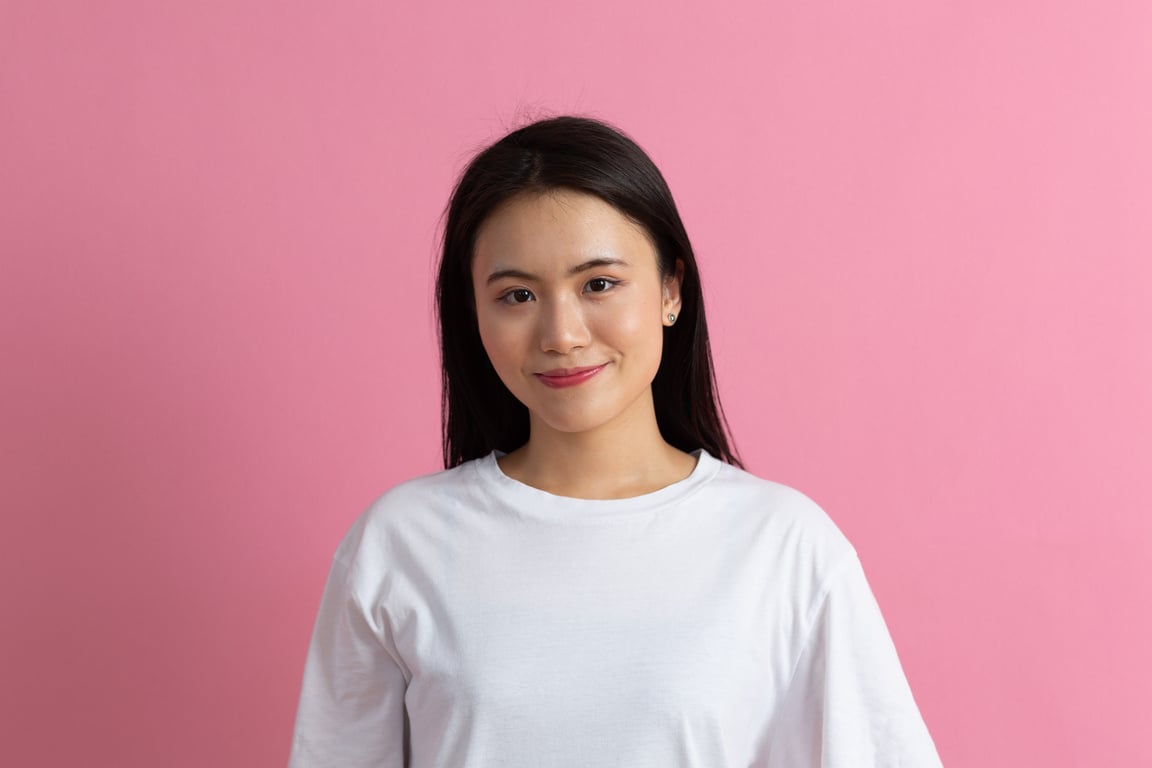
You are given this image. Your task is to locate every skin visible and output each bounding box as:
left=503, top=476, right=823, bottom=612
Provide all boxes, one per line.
left=471, top=189, right=697, bottom=499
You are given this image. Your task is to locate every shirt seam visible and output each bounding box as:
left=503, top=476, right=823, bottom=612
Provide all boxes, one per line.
left=472, top=450, right=723, bottom=521
left=332, top=550, right=411, bottom=682
left=763, top=547, right=860, bottom=750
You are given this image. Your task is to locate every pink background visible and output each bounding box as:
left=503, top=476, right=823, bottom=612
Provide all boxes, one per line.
left=2, top=1, right=1150, bottom=765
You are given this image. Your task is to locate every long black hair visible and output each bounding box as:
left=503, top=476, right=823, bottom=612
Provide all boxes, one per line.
left=436, top=115, right=741, bottom=469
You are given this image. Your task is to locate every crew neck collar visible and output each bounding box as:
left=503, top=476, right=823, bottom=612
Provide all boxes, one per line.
left=471, top=448, right=721, bottom=520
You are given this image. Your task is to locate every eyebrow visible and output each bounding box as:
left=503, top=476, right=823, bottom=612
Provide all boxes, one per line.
left=485, top=257, right=631, bottom=285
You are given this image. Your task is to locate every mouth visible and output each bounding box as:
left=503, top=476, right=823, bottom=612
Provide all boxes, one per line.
left=534, top=363, right=609, bottom=388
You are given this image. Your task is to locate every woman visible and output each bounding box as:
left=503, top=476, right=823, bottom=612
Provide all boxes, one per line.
left=288, top=116, right=942, bottom=767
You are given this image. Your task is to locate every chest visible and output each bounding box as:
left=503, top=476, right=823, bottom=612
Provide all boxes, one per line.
left=389, top=519, right=799, bottom=746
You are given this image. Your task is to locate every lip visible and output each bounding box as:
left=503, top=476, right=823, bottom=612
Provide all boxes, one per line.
left=534, top=363, right=609, bottom=388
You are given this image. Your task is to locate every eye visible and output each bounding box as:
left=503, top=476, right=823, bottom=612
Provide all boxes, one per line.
left=499, top=288, right=535, bottom=305
left=585, top=277, right=620, bottom=294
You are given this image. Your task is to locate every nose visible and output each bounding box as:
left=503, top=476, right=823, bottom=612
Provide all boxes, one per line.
left=538, top=296, right=590, bottom=354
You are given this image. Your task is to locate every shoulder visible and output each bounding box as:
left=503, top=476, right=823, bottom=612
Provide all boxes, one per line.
left=707, top=459, right=844, bottom=533
left=704, top=457, right=857, bottom=579
left=707, top=459, right=829, bottom=517
left=331, top=456, right=488, bottom=567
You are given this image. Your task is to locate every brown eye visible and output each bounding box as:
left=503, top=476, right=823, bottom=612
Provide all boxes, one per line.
left=585, top=278, right=618, bottom=293
left=501, top=288, right=534, bottom=304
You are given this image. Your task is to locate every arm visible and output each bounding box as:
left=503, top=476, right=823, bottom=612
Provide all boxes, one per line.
left=764, top=553, right=942, bottom=767
left=288, top=555, right=408, bottom=768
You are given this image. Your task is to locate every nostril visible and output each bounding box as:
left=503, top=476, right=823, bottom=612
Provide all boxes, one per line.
left=538, top=308, right=591, bottom=353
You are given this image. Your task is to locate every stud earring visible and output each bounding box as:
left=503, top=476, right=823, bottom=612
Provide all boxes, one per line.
left=667, top=313, right=676, bottom=325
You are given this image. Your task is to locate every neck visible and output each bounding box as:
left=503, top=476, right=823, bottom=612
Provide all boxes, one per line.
left=498, top=392, right=697, bottom=499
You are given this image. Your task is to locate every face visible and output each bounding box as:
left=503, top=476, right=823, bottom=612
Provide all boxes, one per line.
left=471, top=189, right=683, bottom=439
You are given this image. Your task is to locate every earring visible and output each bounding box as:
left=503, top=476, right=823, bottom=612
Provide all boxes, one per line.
left=667, top=313, right=676, bottom=325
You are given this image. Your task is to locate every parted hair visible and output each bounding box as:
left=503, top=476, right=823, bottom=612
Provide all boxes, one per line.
left=436, top=115, right=741, bottom=469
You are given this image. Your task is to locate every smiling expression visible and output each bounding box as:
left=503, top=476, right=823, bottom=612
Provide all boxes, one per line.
left=472, top=189, right=682, bottom=439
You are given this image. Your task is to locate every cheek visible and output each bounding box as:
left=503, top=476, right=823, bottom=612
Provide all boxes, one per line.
left=476, top=316, right=503, bottom=364
left=602, top=298, right=664, bottom=359
left=476, top=311, right=523, bottom=373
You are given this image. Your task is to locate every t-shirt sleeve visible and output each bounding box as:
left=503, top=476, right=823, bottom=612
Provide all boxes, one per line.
left=287, top=553, right=408, bottom=768
left=764, top=553, right=943, bottom=767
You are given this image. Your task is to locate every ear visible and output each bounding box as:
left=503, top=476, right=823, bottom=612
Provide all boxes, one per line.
left=662, top=258, right=685, bottom=326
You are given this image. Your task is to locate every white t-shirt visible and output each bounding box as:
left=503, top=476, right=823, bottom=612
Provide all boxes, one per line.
left=288, top=450, right=942, bottom=767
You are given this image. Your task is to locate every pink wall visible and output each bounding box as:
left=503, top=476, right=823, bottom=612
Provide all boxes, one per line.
left=2, top=1, right=1149, bottom=765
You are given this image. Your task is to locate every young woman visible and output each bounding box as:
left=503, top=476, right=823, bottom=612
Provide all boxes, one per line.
left=288, top=116, right=942, bottom=767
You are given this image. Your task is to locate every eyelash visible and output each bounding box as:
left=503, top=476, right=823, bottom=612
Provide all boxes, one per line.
left=499, top=288, right=535, bottom=305
left=497, top=278, right=621, bottom=305
left=585, top=277, right=620, bottom=294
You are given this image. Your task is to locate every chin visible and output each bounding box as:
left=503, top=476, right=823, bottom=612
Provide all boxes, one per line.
left=533, top=413, right=613, bottom=436
left=521, top=399, right=618, bottom=436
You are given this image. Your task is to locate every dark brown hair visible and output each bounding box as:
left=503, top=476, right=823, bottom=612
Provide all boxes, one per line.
left=436, top=115, right=741, bottom=469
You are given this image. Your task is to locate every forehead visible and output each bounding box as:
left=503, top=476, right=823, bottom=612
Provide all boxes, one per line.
left=472, top=190, right=656, bottom=272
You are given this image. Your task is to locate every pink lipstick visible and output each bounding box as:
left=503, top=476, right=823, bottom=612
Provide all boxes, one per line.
left=534, top=364, right=608, bottom=388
